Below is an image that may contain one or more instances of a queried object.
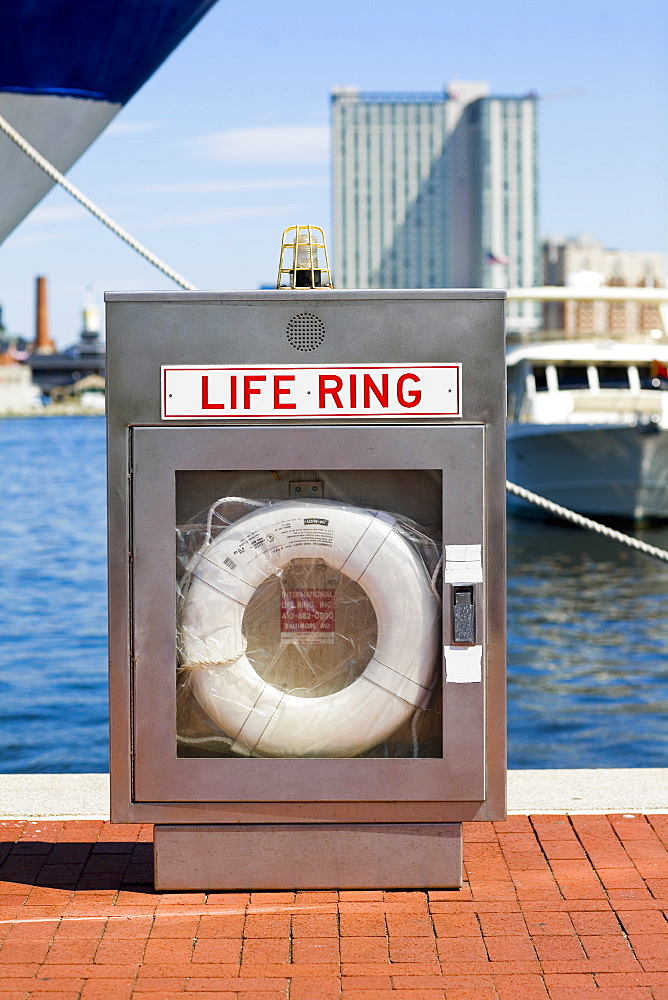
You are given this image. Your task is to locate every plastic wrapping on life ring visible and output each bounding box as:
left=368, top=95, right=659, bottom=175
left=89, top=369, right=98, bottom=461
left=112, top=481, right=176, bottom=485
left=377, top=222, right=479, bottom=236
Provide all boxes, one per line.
left=178, top=500, right=440, bottom=758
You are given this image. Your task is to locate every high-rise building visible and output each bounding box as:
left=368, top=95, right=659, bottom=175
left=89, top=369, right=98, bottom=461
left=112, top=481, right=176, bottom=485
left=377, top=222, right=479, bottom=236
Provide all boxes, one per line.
left=331, top=82, right=540, bottom=332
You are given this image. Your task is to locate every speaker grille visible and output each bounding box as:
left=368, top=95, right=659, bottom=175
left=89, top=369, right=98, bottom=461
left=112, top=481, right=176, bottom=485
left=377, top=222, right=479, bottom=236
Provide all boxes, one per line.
left=286, top=313, right=325, bottom=352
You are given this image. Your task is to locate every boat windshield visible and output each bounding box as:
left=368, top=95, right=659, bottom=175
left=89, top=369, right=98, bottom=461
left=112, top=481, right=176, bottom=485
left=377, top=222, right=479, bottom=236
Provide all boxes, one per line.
left=529, top=363, right=665, bottom=392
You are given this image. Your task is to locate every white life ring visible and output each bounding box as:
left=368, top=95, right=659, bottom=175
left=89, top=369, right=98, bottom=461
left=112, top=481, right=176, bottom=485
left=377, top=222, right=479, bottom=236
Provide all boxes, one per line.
left=180, top=501, right=439, bottom=757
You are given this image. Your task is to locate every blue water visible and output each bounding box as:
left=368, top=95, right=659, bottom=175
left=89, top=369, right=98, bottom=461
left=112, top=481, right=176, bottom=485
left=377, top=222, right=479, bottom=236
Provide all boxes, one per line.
left=0, top=416, right=667, bottom=772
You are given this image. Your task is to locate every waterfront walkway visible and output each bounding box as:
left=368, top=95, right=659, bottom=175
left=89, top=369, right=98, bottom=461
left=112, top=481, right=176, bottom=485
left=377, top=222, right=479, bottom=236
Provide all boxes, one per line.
left=1, top=811, right=667, bottom=999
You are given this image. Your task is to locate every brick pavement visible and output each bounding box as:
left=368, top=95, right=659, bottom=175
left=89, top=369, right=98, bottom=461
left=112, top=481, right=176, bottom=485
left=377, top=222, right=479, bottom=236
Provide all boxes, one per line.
left=0, top=814, right=666, bottom=999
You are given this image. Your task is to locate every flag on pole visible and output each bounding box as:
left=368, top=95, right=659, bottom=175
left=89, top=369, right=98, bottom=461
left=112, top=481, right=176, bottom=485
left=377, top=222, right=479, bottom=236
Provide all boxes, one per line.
left=485, top=250, right=510, bottom=266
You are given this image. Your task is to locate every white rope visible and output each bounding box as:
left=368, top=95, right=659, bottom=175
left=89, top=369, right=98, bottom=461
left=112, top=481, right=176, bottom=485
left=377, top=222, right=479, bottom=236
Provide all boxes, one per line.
left=506, top=480, right=668, bottom=563
left=0, top=112, right=197, bottom=290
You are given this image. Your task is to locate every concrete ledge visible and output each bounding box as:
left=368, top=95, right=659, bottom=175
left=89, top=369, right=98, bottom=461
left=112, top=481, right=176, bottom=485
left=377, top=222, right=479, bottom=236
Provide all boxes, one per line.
left=0, top=769, right=665, bottom=819
left=0, top=773, right=110, bottom=819
left=507, top=767, right=667, bottom=814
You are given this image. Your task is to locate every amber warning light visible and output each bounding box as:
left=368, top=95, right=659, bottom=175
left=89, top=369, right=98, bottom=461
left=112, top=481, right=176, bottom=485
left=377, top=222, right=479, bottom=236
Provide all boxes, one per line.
left=161, top=364, right=461, bottom=420
left=277, top=225, right=333, bottom=289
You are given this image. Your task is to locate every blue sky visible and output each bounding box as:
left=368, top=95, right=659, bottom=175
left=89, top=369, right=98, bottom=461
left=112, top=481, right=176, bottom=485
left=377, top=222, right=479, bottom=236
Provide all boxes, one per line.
left=1, top=0, right=666, bottom=346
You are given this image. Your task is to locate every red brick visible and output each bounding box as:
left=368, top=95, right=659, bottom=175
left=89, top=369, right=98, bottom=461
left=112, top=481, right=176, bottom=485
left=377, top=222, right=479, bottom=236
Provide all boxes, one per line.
left=249, top=891, right=294, bottom=905
left=3, top=919, right=60, bottom=941
left=530, top=817, right=577, bottom=840
left=204, top=892, right=249, bottom=906
left=542, top=971, right=598, bottom=994
left=597, top=869, right=649, bottom=890
left=340, top=975, right=391, bottom=989
left=342, top=962, right=439, bottom=977
left=197, top=913, right=245, bottom=938
left=431, top=913, right=480, bottom=937
left=79, top=981, right=136, bottom=999
left=470, top=882, right=518, bottom=902
left=192, top=937, right=242, bottom=963
left=388, top=936, right=438, bottom=962
left=463, top=843, right=504, bottom=862
left=241, top=938, right=290, bottom=964
left=340, top=992, right=446, bottom=1000
left=484, top=935, right=537, bottom=962
left=627, top=934, right=668, bottom=962
left=493, top=973, right=549, bottom=998
left=289, top=979, right=341, bottom=999
left=294, top=890, right=338, bottom=903
left=534, top=936, right=584, bottom=961
left=580, top=933, right=638, bottom=963
left=541, top=841, right=588, bottom=861
left=595, top=972, right=668, bottom=988
left=46, top=939, right=99, bottom=963
left=149, top=913, right=199, bottom=937
left=494, top=818, right=534, bottom=833
left=435, top=936, right=487, bottom=963
left=142, top=937, right=194, bottom=963
left=524, top=912, right=575, bottom=936
left=291, top=938, right=340, bottom=963
left=0, top=939, right=51, bottom=963
left=441, top=988, right=495, bottom=999
left=240, top=963, right=338, bottom=978
left=52, top=918, right=105, bottom=940
left=183, top=976, right=287, bottom=990
left=619, top=911, right=668, bottom=934
left=94, top=938, right=146, bottom=964
left=131, top=979, right=186, bottom=993
left=479, top=912, right=528, bottom=936
left=568, top=910, right=620, bottom=935
left=338, top=912, right=386, bottom=936
left=243, top=914, right=291, bottom=938
left=390, top=974, right=448, bottom=988
left=339, top=937, right=389, bottom=963
left=101, top=915, right=154, bottom=938
left=386, top=914, right=433, bottom=937
left=291, top=913, right=338, bottom=937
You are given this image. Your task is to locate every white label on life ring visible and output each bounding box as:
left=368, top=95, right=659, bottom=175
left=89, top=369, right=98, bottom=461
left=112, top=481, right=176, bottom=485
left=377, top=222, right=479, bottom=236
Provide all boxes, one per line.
left=280, top=588, right=336, bottom=644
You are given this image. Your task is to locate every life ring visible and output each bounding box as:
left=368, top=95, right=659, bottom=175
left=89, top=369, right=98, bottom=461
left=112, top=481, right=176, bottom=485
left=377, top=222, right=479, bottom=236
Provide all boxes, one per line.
left=179, top=501, right=439, bottom=757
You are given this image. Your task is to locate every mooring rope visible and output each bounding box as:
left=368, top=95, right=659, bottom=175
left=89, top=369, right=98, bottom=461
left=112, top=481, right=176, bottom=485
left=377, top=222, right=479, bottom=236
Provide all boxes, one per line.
left=0, top=112, right=197, bottom=291
left=3, top=113, right=667, bottom=565
left=506, top=480, right=668, bottom=563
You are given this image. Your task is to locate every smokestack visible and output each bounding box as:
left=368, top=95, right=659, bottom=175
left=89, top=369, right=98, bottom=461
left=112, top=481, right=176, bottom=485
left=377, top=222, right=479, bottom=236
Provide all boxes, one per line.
left=34, top=275, right=55, bottom=354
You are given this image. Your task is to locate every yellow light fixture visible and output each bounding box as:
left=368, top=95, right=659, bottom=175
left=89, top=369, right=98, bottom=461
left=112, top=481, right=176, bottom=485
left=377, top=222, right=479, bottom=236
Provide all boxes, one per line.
left=276, top=225, right=333, bottom=289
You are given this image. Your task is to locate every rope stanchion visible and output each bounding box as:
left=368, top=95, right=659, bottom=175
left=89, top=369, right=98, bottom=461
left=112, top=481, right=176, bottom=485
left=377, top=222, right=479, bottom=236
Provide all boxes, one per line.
left=0, top=112, right=197, bottom=291
left=506, top=480, right=668, bottom=563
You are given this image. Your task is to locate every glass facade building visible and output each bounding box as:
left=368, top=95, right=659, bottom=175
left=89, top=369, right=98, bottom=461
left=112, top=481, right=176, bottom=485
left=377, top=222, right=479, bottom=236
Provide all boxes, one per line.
left=331, top=85, right=540, bottom=332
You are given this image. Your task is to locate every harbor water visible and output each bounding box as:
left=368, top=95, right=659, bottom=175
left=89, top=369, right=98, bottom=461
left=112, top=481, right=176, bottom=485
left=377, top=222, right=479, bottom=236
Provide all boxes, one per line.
left=0, top=415, right=667, bottom=773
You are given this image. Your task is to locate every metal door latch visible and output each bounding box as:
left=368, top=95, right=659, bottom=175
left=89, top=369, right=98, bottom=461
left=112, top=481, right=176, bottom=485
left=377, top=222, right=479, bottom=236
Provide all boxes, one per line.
left=453, top=586, right=475, bottom=644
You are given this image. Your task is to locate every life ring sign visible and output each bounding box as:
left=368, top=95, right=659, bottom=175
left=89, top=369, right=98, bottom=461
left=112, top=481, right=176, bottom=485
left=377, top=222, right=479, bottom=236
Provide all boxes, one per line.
left=179, top=501, right=441, bottom=758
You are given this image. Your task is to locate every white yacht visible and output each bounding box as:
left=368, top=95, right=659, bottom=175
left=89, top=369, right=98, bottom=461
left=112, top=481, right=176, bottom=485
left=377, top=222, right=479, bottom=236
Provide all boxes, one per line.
left=506, top=339, right=668, bottom=521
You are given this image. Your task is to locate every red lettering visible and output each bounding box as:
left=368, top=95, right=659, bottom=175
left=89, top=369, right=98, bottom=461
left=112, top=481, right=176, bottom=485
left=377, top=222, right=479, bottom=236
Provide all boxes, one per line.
left=274, top=374, right=296, bottom=409
left=319, top=375, right=344, bottom=408
left=397, top=373, right=422, bottom=408
left=363, top=373, right=389, bottom=408
left=230, top=374, right=237, bottom=409
left=243, top=374, right=266, bottom=408
left=201, top=374, right=224, bottom=409
left=349, top=373, right=357, bottom=409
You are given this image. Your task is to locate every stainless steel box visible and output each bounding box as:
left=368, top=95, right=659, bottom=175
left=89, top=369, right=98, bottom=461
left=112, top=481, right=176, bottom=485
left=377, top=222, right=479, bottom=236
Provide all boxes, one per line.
left=105, top=288, right=506, bottom=889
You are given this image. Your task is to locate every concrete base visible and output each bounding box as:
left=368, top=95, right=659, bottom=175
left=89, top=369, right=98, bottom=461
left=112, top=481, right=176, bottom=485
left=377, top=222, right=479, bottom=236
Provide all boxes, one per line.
left=153, top=823, right=463, bottom=891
